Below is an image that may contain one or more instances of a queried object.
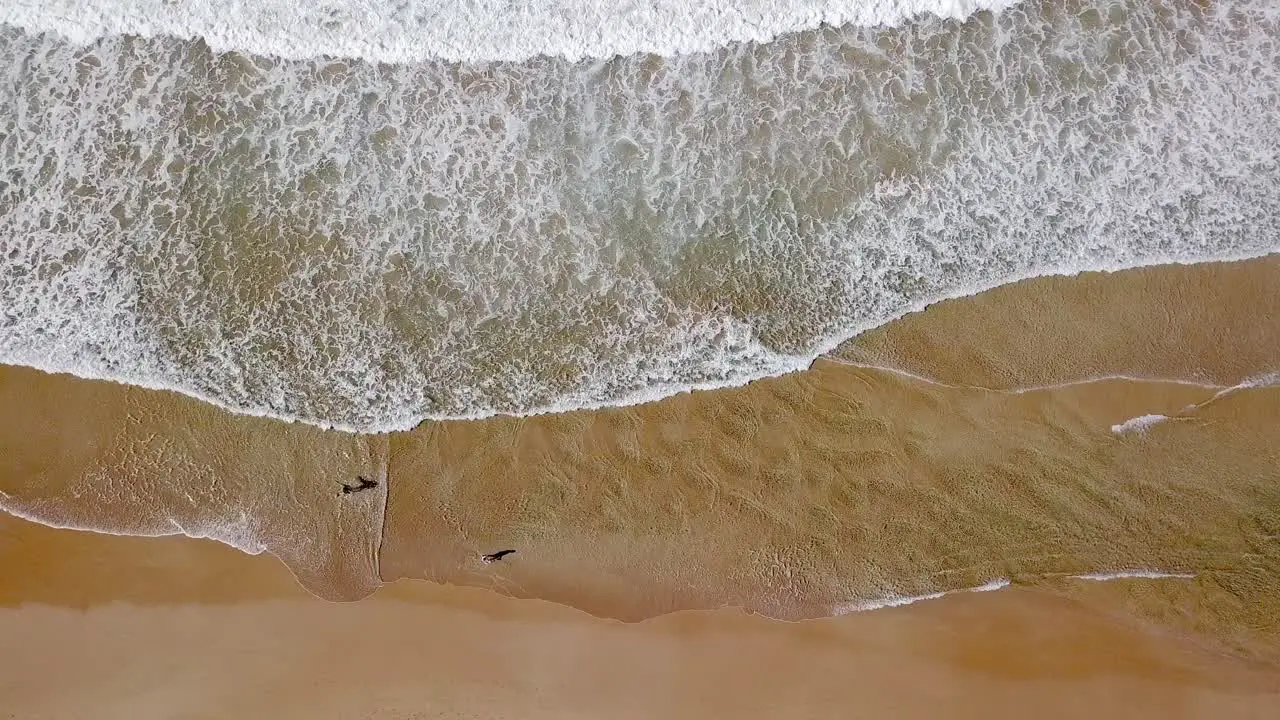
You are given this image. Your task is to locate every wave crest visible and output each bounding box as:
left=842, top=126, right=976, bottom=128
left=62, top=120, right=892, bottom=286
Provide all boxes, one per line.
left=1, top=0, right=1019, bottom=64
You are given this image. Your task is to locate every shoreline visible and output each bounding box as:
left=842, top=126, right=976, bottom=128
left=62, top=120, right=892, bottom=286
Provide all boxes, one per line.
left=0, top=253, right=1273, bottom=436
left=4, top=513, right=1279, bottom=719
left=0, top=495, right=1233, bottom=626
left=3, top=254, right=1279, bottom=656
left=0, top=498, right=1214, bottom=621
left=0, top=0, right=1023, bottom=66
left=6, top=362, right=1255, bottom=607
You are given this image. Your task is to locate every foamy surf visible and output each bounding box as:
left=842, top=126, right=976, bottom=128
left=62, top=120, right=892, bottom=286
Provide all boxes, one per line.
left=1, top=0, right=1021, bottom=64
left=1071, top=570, right=1197, bottom=581
left=834, top=579, right=1010, bottom=614
left=1111, top=414, right=1173, bottom=435
left=2, top=0, right=1278, bottom=432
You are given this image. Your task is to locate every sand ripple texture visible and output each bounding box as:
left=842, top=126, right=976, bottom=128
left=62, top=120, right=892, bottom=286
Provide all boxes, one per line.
left=2, top=259, right=1279, bottom=659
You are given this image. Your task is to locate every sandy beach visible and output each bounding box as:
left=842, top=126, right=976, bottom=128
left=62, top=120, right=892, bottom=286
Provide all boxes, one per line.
left=3, top=257, right=1280, bottom=717
left=4, top=0, right=1280, bottom=713
left=3, top=513, right=1279, bottom=720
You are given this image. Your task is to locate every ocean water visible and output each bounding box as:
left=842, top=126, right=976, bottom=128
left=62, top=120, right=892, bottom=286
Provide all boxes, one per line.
left=2, top=0, right=1023, bottom=63
left=2, top=0, right=1279, bottom=432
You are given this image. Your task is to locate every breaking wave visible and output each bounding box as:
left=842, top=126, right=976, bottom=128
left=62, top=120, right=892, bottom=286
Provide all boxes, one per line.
left=1, top=0, right=1278, bottom=431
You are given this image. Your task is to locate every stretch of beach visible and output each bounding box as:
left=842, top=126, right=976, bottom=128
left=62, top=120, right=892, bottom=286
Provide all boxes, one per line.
left=2, top=256, right=1279, bottom=717
left=3, top=514, right=1280, bottom=720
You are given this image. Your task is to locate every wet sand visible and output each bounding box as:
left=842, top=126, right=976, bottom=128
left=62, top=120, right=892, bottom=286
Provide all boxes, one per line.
left=380, top=361, right=1280, bottom=627
left=835, top=255, right=1280, bottom=388
left=0, top=362, right=386, bottom=600
left=2, top=513, right=1278, bottom=720
left=2, top=256, right=1280, bottom=716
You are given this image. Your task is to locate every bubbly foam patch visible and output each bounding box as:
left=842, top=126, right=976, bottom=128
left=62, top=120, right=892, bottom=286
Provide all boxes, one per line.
left=1111, top=414, right=1173, bottom=435
left=2, top=0, right=1278, bottom=431
left=1, top=0, right=1020, bottom=64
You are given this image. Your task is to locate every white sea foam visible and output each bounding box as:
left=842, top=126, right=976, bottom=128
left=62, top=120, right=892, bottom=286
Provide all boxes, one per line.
left=1163, top=372, right=1280, bottom=415
left=1, top=0, right=1278, bottom=432
left=1107, top=381, right=1280, bottom=434
left=833, top=578, right=1009, bottom=614
left=1, top=0, right=1021, bottom=64
left=834, top=591, right=949, bottom=613
left=969, top=578, right=1012, bottom=593
left=1111, top=414, right=1173, bottom=435
left=1204, top=372, right=1280, bottom=405
left=1070, top=570, right=1196, bottom=581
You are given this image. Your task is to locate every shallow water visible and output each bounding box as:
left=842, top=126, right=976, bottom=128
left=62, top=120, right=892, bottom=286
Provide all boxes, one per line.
left=2, top=258, right=1280, bottom=665
left=2, top=0, right=1278, bottom=430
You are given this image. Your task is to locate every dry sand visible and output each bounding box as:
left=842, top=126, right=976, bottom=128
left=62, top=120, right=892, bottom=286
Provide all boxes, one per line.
left=2, top=514, right=1278, bottom=720
left=2, top=256, right=1280, bottom=717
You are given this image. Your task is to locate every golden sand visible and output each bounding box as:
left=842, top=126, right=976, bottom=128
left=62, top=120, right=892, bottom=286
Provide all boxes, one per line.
left=2, top=514, right=1278, bottom=720
left=2, top=256, right=1280, bottom=717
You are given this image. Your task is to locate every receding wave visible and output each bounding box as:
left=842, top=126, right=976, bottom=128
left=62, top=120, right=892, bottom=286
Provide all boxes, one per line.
left=2, top=0, right=1019, bottom=64
left=2, top=0, right=1278, bottom=431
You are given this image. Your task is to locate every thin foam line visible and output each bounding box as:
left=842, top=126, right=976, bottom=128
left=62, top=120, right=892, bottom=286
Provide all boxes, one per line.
left=832, top=570, right=1198, bottom=616
left=817, top=357, right=1236, bottom=396
left=1070, top=570, right=1197, bottom=581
